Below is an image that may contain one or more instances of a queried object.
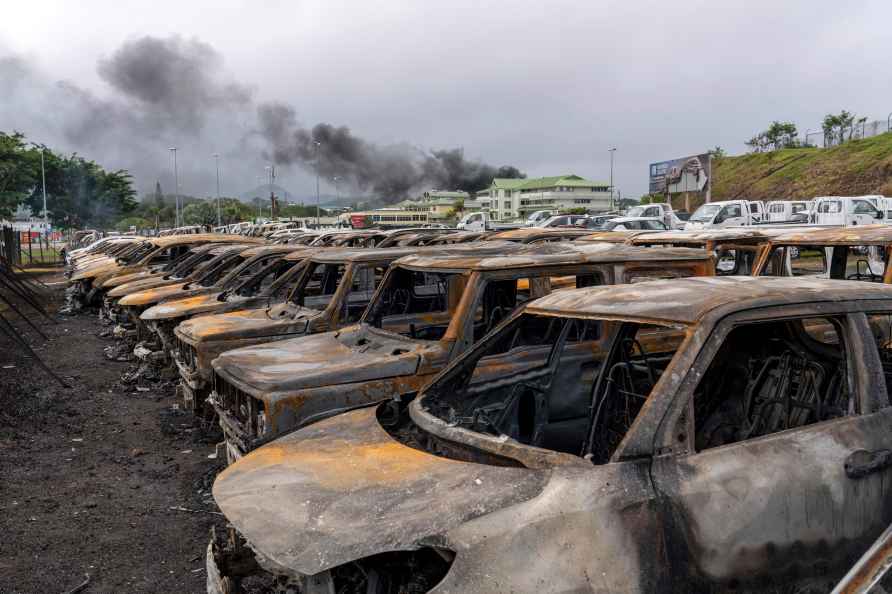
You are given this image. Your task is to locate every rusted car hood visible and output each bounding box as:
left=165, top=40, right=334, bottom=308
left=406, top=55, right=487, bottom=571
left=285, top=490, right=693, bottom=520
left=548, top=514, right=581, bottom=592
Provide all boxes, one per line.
left=140, top=291, right=231, bottom=321
left=177, top=303, right=318, bottom=343
left=118, top=282, right=197, bottom=307
left=214, top=326, right=423, bottom=394
left=69, top=261, right=123, bottom=282
left=213, top=406, right=547, bottom=575
left=107, top=276, right=181, bottom=298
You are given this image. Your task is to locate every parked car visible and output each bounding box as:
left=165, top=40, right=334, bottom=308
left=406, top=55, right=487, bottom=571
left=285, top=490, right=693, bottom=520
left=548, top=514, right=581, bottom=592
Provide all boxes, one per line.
left=211, top=276, right=892, bottom=593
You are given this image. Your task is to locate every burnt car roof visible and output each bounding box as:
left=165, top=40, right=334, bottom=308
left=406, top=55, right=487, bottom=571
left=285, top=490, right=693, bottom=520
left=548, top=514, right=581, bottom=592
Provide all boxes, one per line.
left=310, top=246, right=437, bottom=264
left=768, top=224, right=892, bottom=245
left=281, top=246, right=326, bottom=261
left=208, top=243, right=258, bottom=256
left=236, top=244, right=305, bottom=258
left=629, top=229, right=774, bottom=244
left=527, top=276, right=892, bottom=325
left=396, top=242, right=710, bottom=271
left=485, top=228, right=593, bottom=241
left=147, top=233, right=261, bottom=248
left=309, top=241, right=525, bottom=264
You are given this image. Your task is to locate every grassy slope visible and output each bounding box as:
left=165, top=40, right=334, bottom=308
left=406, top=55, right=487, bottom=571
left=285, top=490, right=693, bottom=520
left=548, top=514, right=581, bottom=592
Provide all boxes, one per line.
left=712, top=132, right=892, bottom=200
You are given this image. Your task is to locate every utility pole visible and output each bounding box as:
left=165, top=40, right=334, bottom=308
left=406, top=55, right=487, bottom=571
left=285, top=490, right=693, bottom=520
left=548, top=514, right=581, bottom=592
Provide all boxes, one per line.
left=169, top=147, right=179, bottom=227
left=40, top=148, right=48, bottom=234
left=332, top=176, right=340, bottom=203
left=213, top=153, right=221, bottom=227
left=608, top=148, right=616, bottom=211
left=314, top=141, right=322, bottom=227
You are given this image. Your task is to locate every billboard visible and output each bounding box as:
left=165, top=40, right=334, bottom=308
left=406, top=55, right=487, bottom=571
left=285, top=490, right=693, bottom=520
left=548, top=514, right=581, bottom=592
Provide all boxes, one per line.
left=648, top=153, right=711, bottom=196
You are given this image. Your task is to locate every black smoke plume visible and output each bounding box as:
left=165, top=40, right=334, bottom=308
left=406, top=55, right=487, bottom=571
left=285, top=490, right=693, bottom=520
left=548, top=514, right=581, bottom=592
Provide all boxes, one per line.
left=1, top=35, right=524, bottom=201
left=257, top=102, right=524, bottom=200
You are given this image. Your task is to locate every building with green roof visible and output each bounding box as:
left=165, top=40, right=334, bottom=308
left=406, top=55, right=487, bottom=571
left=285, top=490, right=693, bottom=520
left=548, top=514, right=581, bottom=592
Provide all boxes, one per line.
left=476, top=174, right=610, bottom=220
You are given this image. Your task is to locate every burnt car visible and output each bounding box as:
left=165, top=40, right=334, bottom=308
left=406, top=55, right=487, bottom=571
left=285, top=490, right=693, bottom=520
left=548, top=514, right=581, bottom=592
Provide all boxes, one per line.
left=111, top=244, right=263, bottom=340
left=102, top=243, right=257, bottom=323
left=484, top=227, right=593, bottom=244
left=212, top=276, right=892, bottom=592
left=97, top=237, right=256, bottom=292
left=630, top=228, right=784, bottom=275
left=576, top=229, right=652, bottom=244
left=209, top=243, right=713, bottom=463
left=173, top=245, right=450, bottom=413
left=137, top=245, right=306, bottom=359
left=66, top=233, right=252, bottom=309
left=754, top=224, right=892, bottom=282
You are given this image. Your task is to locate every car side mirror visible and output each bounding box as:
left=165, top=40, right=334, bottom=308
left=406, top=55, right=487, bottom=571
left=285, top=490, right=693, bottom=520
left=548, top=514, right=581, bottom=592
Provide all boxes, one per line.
left=714, top=214, right=725, bottom=224
left=877, top=210, right=884, bottom=220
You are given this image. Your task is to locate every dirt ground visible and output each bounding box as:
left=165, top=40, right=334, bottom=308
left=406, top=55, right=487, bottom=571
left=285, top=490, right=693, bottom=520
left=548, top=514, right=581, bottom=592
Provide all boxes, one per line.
left=0, top=270, right=225, bottom=594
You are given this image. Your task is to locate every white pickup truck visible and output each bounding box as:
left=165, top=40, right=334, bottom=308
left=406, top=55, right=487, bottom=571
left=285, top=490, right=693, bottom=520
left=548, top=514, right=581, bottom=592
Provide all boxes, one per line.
left=685, top=200, right=766, bottom=230
left=457, top=211, right=526, bottom=232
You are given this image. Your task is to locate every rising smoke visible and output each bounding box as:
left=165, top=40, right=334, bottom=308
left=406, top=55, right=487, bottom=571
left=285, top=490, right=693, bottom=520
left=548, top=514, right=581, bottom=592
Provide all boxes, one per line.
left=1, top=35, right=524, bottom=201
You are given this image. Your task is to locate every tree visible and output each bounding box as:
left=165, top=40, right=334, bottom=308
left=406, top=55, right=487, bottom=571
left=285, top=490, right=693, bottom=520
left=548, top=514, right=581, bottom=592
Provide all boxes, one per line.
left=24, top=151, right=137, bottom=229
left=708, top=146, right=726, bottom=159
left=279, top=203, right=330, bottom=219
left=181, top=200, right=219, bottom=226
left=822, top=110, right=859, bottom=145
left=745, top=121, right=800, bottom=153
left=0, top=132, right=39, bottom=218
left=639, top=193, right=666, bottom=205
left=115, top=216, right=153, bottom=232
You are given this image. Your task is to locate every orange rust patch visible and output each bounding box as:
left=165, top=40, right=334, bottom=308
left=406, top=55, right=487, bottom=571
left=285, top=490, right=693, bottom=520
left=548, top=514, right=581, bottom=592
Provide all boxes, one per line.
left=225, top=438, right=438, bottom=490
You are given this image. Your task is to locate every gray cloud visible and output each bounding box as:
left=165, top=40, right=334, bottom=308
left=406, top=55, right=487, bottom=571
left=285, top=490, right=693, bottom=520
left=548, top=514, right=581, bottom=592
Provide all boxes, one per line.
left=3, top=0, right=892, bottom=200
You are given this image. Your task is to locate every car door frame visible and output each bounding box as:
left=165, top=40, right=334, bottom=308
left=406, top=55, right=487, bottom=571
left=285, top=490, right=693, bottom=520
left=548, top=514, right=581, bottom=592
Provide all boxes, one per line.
left=646, top=301, right=892, bottom=590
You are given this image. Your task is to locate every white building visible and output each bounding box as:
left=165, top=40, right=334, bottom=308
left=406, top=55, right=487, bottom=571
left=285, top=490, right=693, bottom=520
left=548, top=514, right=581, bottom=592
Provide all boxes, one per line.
left=475, top=174, right=611, bottom=220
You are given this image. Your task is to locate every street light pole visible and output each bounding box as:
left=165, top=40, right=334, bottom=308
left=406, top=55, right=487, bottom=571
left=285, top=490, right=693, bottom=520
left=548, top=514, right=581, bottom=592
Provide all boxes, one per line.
left=608, top=148, right=616, bottom=211
left=213, top=153, right=221, bottom=227
left=169, top=147, right=179, bottom=228
left=314, top=141, right=322, bottom=227
left=40, top=148, right=48, bottom=233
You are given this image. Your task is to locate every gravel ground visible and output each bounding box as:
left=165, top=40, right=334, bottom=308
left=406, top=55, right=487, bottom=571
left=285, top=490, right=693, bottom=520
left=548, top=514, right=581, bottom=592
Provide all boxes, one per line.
left=0, top=270, right=225, bottom=594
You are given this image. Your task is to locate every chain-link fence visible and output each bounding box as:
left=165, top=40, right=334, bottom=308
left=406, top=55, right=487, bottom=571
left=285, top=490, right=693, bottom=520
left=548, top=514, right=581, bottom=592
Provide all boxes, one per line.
left=818, top=118, right=891, bottom=147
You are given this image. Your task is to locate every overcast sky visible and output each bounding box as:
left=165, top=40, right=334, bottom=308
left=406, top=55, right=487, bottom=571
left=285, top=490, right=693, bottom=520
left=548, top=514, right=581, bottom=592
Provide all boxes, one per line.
left=3, top=0, right=892, bottom=201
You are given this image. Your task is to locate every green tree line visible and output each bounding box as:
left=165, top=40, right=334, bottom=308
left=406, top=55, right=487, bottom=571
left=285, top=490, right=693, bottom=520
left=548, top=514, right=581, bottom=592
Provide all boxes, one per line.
left=0, top=131, right=137, bottom=229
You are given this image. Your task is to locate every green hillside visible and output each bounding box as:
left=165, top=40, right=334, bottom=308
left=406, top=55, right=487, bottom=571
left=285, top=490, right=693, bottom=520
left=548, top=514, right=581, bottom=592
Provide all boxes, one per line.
left=712, top=132, right=892, bottom=201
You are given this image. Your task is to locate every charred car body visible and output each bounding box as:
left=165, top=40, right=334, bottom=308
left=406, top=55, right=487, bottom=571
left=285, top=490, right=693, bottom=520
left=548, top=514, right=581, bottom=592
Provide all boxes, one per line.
left=109, top=243, right=261, bottom=340
left=754, top=224, right=892, bottom=282
left=629, top=228, right=785, bottom=276
left=174, top=245, right=474, bottom=414
left=66, top=233, right=245, bottom=309
left=212, top=276, right=892, bottom=592
left=102, top=243, right=257, bottom=323
left=137, top=245, right=306, bottom=360
left=209, top=243, right=713, bottom=463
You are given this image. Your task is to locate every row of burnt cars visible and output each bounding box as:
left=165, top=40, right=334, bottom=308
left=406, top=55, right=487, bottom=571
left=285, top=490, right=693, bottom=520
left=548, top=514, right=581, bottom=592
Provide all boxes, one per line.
left=64, top=223, right=892, bottom=593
